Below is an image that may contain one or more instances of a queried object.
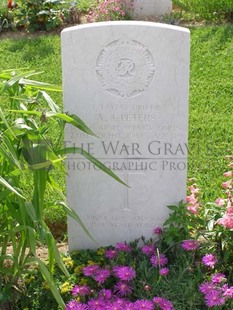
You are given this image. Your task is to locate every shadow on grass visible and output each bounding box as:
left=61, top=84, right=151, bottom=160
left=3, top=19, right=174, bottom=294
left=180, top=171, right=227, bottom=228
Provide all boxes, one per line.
left=7, top=36, right=57, bottom=62
left=191, top=24, right=233, bottom=46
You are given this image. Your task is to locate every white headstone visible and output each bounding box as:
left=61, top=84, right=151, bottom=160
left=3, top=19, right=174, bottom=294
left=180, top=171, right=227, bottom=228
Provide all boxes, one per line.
left=133, top=0, right=172, bottom=19
left=61, top=21, right=190, bottom=250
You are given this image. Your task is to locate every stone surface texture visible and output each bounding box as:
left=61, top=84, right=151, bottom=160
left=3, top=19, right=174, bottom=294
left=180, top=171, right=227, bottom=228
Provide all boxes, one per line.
left=133, top=0, right=172, bottom=18
left=61, top=21, right=190, bottom=250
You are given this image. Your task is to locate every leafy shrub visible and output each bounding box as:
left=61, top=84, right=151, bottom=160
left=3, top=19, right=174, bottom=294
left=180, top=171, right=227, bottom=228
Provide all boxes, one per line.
left=0, top=1, right=15, bottom=31
left=0, top=69, right=123, bottom=309
left=86, top=0, right=133, bottom=22
left=14, top=0, right=71, bottom=31
left=14, top=158, right=233, bottom=309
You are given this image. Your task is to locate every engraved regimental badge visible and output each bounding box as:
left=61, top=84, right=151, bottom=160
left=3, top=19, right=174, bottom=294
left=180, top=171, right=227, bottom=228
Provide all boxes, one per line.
left=96, top=38, right=156, bottom=98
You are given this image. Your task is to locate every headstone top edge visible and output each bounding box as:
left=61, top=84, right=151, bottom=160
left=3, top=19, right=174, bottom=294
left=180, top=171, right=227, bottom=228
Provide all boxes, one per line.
left=61, top=21, right=190, bottom=36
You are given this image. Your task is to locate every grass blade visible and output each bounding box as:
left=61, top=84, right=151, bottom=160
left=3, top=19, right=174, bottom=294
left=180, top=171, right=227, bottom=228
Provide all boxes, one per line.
left=0, top=176, right=25, bottom=199
left=59, top=147, right=129, bottom=187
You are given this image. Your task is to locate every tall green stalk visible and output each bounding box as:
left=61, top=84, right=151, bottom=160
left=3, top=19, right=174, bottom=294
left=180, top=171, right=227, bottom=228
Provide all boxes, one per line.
left=0, top=69, right=125, bottom=308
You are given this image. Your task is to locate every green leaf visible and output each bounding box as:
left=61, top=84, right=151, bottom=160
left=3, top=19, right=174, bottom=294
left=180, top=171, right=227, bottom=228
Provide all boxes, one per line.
left=40, top=90, right=61, bottom=112
left=0, top=176, right=25, bottom=199
left=9, top=109, right=41, bottom=116
left=0, top=135, right=22, bottom=170
left=58, top=147, right=128, bottom=187
left=43, top=226, right=69, bottom=276
left=20, top=78, right=62, bottom=91
left=167, top=205, right=178, bottom=211
left=46, top=111, right=96, bottom=136
left=27, top=257, right=66, bottom=309
left=0, top=107, right=16, bottom=138
left=1, top=70, right=38, bottom=90
left=57, top=201, right=97, bottom=245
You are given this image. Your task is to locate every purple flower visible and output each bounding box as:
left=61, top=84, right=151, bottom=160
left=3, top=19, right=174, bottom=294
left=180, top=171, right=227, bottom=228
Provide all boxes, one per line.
left=134, top=299, right=154, bottom=309
left=94, top=269, right=111, bottom=283
left=114, top=298, right=126, bottom=306
left=204, top=290, right=225, bottom=307
left=98, top=289, right=112, bottom=300
left=153, top=227, right=163, bottom=235
left=113, top=266, right=136, bottom=281
left=105, top=249, right=118, bottom=259
left=66, top=300, right=88, bottom=310
left=87, top=298, right=105, bottom=310
left=115, top=242, right=131, bottom=252
left=199, top=282, right=215, bottom=294
left=106, top=302, right=124, bottom=310
left=153, top=297, right=174, bottom=310
left=141, top=244, right=156, bottom=257
left=124, top=302, right=136, bottom=310
left=202, top=254, right=217, bottom=268
left=107, top=298, right=130, bottom=309
left=223, top=286, right=233, bottom=298
left=211, top=273, right=226, bottom=284
left=82, top=265, right=100, bottom=276
left=181, top=240, right=199, bottom=251
left=159, top=267, right=169, bottom=276
left=114, top=281, right=132, bottom=297
left=150, top=254, right=168, bottom=267
left=72, top=284, right=90, bottom=296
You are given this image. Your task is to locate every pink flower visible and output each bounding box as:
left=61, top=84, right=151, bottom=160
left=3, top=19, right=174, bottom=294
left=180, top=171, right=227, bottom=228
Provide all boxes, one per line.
left=199, top=282, right=215, bottom=294
left=115, top=242, right=131, bottom=252
left=114, top=281, right=132, bottom=297
left=134, top=300, right=154, bottom=309
left=211, top=273, right=226, bottom=284
left=94, top=269, right=111, bottom=283
left=222, top=180, right=232, bottom=189
left=124, top=302, right=135, bottom=310
left=150, top=254, right=168, bottom=267
left=202, top=254, right=217, bottom=268
left=159, top=267, right=169, bottom=276
left=105, top=249, right=118, bottom=259
left=153, top=227, right=162, bottom=235
left=66, top=300, right=88, bottom=310
left=141, top=244, right=156, bottom=257
left=224, top=171, right=233, bottom=177
left=181, top=240, right=199, bottom=251
left=226, top=205, right=233, bottom=214
left=217, top=213, right=233, bottom=229
left=215, top=198, right=225, bottom=206
left=72, top=285, right=90, bottom=296
left=187, top=204, right=200, bottom=214
left=153, top=297, right=174, bottom=310
left=186, top=193, right=197, bottom=204
left=113, top=266, right=136, bottom=281
left=223, top=286, right=233, bottom=298
left=82, top=265, right=100, bottom=276
left=204, top=290, right=225, bottom=307
left=87, top=298, right=105, bottom=309
left=188, top=185, right=199, bottom=194
left=98, top=289, right=112, bottom=300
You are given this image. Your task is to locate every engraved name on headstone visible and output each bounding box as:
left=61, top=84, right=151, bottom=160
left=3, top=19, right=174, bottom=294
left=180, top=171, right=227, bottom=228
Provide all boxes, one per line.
left=61, top=21, right=190, bottom=250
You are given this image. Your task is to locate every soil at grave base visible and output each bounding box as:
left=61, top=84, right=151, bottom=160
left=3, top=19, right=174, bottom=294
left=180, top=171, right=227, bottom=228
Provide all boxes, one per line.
left=3, top=241, right=68, bottom=262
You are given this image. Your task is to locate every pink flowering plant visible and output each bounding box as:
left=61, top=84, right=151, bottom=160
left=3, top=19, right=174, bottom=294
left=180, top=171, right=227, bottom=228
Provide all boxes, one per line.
left=17, top=157, right=233, bottom=309
left=86, top=0, right=134, bottom=22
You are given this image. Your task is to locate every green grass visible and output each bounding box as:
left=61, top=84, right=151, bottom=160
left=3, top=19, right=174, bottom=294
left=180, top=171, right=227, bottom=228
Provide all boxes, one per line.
left=173, top=0, right=233, bottom=21
left=0, top=25, right=233, bottom=217
left=188, top=25, right=233, bottom=199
